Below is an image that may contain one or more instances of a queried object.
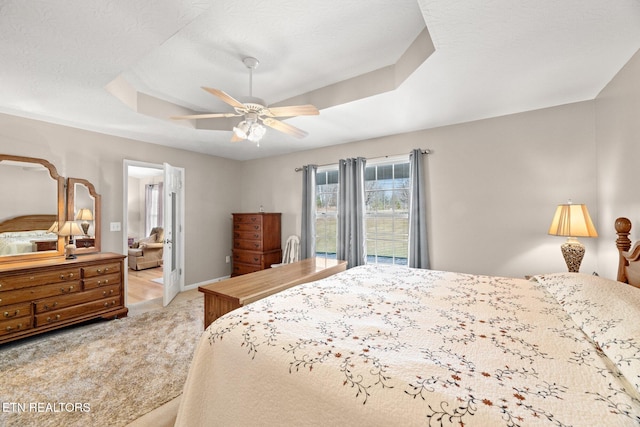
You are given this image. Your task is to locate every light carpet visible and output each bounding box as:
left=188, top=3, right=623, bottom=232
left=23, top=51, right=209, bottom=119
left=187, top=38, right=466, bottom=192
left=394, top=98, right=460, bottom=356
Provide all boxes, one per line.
left=0, top=294, right=203, bottom=427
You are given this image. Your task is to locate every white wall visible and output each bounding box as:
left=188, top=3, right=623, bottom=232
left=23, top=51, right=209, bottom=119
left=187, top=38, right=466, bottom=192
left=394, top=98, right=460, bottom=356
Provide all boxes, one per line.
left=239, top=101, right=598, bottom=278
left=0, top=113, right=242, bottom=285
left=595, top=48, right=640, bottom=279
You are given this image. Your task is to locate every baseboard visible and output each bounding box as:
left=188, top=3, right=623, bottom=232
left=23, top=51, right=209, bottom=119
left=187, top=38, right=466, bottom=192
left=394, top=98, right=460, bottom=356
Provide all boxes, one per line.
left=183, top=275, right=230, bottom=291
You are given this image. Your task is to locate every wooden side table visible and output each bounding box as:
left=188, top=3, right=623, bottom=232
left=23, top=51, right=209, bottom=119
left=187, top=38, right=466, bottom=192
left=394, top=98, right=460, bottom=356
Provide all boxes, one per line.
left=199, top=257, right=347, bottom=328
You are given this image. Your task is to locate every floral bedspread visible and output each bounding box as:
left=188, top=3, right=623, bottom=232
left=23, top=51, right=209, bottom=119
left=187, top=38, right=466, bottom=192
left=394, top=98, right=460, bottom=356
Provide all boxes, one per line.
left=176, top=265, right=640, bottom=426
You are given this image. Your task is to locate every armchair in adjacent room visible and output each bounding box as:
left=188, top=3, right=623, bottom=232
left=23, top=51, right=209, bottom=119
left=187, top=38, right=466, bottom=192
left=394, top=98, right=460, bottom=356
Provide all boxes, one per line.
left=128, top=227, right=164, bottom=271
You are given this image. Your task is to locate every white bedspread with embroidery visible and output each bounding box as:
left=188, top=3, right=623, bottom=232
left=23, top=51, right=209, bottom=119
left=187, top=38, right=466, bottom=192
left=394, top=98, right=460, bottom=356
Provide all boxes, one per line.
left=176, top=265, right=640, bottom=426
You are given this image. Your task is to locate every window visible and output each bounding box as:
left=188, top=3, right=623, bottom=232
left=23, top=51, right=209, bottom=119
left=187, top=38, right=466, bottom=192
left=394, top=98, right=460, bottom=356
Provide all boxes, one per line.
left=315, top=168, right=339, bottom=261
left=313, top=159, right=410, bottom=265
left=364, top=160, right=410, bottom=265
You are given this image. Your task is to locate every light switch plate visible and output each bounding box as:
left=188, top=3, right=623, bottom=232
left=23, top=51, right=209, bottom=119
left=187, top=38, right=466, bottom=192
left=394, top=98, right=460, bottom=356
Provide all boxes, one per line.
left=110, top=222, right=121, bottom=232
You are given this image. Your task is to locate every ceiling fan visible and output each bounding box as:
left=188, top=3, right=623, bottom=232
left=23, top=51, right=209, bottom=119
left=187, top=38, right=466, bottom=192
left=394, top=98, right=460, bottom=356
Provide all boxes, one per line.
left=171, top=57, right=319, bottom=144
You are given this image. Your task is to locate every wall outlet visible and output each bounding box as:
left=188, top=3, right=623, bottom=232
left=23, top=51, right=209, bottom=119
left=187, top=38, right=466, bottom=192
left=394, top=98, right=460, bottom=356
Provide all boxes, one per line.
left=225, top=255, right=230, bottom=264
left=110, top=222, right=121, bottom=232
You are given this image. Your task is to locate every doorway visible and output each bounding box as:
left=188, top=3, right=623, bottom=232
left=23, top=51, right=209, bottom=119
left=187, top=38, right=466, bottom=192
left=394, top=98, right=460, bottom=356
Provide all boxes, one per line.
left=123, top=160, right=185, bottom=306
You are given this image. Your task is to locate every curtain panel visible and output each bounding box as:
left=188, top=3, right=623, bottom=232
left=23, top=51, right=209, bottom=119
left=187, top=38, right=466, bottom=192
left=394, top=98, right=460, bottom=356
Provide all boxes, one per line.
left=337, top=157, right=367, bottom=268
left=408, top=149, right=429, bottom=268
left=300, top=165, right=317, bottom=260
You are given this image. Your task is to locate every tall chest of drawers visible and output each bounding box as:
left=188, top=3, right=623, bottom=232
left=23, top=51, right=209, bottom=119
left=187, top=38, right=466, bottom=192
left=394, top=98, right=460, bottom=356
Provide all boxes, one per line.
left=0, top=253, right=127, bottom=344
left=232, top=213, right=282, bottom=277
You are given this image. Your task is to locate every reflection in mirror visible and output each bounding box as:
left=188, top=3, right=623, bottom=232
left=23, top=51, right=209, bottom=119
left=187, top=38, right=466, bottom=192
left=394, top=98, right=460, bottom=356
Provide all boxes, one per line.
left=67, top=178, right=101, bottom=254
left=0, top=155, right=64, bottom=261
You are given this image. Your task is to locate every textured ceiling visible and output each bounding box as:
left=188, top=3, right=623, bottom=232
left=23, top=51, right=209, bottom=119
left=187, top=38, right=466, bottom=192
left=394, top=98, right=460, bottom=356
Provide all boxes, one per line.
left=1, top=1, right=639, bottom=161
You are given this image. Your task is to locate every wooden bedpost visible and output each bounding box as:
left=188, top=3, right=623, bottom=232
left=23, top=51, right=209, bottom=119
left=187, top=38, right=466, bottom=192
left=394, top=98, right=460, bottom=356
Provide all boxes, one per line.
left=615, top=217, right=632, bottom=283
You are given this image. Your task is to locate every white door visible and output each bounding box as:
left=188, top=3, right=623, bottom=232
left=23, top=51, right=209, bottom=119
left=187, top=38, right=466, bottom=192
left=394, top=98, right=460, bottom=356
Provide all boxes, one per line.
left=162, top=162, right=185, bottom=306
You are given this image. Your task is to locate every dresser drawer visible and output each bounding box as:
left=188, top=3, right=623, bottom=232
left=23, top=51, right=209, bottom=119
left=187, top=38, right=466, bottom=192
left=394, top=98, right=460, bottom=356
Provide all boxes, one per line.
left=2, top=302, right=32, bottom=321
left=0, top=316, right=33, bottom=336
left=82, top=262, right=121, bottom=278
left=0, top=268, right=80, bottom=291
left=234, top=239, right=263, bottom=251
left=0, top=281, right=80, bottom=307
left=34, top=284, right=121, bottom=313
left=233, top=222, right=263, bottom=232
left=233, top=214, right=264, bottom=225
left=35, top=297, right=121, bottom=326
left=233, top=230, right=263, bottom=241
left=233, top=250, right=263, bottom=266
left=232, top=263, right=262, bottom=276
left=83, top=273, right=121, bottom=290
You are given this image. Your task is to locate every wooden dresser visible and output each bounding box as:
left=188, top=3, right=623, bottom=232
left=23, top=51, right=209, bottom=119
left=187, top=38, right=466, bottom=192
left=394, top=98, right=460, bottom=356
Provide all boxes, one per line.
left=232, top=213, right=282, bottom=276
left=0, top=252, right=127, bottom=344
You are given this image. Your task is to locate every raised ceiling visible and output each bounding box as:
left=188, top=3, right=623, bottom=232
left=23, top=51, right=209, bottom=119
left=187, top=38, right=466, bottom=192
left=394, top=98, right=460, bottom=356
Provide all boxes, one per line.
left=1, top=0, right=639, bottom=161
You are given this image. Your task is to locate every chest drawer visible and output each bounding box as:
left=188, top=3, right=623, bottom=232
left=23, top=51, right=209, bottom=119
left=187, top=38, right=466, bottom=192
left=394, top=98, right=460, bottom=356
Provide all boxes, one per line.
left=0, top=268, right=80, bottom=291
left=0, top=316, right=33, bottom=336
left=34, top=284, right=121, bottom=313
left=233, top=251, right=263, bottom=265
left=233, top=214, right=264, bottom=225
left=82, top=262, right=121, bottom=278
left=2, top=302, right=32, bottom=321
left=83, top=273, right=121, bottom=290
left=233, top=222, right=263, bottom=232
left=233, top=230, right=263, bottom=241
left=234, top=239, right=263, bottom=251
left=0, top=281, right=79, bottom=307
left=232, top=263, right=262, bottom=276
left=35, top=296, right=121, bottom=327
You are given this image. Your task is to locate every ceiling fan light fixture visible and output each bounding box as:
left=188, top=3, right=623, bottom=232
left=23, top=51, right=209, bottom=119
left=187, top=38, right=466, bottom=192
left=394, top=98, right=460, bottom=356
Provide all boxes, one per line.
left=247, top=123, right=266, bottom=143
left=233, top=120, right=250, bottom=139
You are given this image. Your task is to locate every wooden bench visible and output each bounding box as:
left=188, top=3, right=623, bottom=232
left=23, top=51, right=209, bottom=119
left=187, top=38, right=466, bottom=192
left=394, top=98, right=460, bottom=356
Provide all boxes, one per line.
left=199, top=257, right=347, bottom=328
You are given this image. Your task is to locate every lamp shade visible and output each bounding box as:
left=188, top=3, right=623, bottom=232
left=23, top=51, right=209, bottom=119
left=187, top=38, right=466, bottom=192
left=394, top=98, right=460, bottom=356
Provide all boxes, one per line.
left=548, top=204, right=598, bottom=238
left=57, top=221, right=83, bottom=237
left=75, top=208, right=93, bottom=221
left=47, top=221, right=58, bottom=233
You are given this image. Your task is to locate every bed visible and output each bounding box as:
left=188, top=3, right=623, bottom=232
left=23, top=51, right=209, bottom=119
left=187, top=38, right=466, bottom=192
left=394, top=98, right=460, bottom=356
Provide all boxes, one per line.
left=175, top=218, right=640, bottom=426
left=0, top=214, right=58, bottom=255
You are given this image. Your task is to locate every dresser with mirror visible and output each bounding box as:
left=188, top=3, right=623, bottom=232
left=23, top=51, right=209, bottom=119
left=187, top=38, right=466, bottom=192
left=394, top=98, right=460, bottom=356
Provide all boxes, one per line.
left=0, top=154, right=127, bottom=344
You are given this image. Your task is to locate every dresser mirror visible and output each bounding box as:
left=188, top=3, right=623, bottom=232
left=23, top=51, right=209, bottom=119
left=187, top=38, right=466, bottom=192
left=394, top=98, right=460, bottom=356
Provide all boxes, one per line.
left=0, top=154, right=65, bottom=262
left=66, top=177, right=101, bottom=254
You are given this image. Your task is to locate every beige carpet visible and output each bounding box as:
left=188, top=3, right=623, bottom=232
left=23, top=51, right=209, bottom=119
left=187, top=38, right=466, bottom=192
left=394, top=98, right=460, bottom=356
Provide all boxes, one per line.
left=0, top=291, right=203, bottom=427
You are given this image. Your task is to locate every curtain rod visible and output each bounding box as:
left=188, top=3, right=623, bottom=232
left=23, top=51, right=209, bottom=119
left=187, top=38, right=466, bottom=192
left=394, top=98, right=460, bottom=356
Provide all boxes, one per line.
left=294, top=149, right=431, bottom=172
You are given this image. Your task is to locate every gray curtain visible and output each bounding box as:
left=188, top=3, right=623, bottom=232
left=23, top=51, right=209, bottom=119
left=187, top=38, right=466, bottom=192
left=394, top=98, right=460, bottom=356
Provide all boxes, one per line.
left=337, top=157, right=367, bottom=268
left=300, top=165, right=317, bottom=259
left=408, top=149, right=429, bottom=268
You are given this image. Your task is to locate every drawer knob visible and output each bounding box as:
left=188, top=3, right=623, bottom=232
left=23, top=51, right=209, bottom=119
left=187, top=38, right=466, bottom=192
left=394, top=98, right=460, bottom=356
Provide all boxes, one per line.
left=46, top=314, right=61, bottom=323
left=102, top=289, right=114, bottom=296
left=44, top=302, right=58, bottom=310
left=6, top=323, right=22, bottom=331
left=3, top=309, right=19, bottom=318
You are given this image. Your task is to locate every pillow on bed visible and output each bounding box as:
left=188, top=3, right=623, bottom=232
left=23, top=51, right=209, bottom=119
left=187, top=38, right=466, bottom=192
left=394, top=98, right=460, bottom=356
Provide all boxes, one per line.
left=533, top=272, right=640, bottom=395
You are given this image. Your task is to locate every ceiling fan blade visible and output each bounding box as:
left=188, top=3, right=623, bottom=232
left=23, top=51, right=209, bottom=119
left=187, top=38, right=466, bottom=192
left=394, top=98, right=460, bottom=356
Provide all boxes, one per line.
left=266, top=104, right=319, bottom=117
left=201, top=87, right=246, bottom=109
left=262, top=118, right=308, bottom=139
left=171, top=112, right=240, bottom=120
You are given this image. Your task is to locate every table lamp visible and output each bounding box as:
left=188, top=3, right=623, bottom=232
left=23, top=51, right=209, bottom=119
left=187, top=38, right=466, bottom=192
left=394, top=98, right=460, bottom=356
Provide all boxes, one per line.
left=58, top=221, right=83, bottom=259
left=548, top=202, right=598, bottom=272
left=75, top=208, right=93, bottom=236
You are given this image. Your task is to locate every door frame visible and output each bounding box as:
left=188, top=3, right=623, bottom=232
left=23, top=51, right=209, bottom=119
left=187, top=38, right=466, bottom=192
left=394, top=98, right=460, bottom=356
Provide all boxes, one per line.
left=122, top=159, right=185, bottom=307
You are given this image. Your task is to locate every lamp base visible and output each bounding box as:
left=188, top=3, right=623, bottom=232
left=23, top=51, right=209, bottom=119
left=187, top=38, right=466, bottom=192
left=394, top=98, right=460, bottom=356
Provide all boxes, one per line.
left=561, top=237, right=584, bottom=273
left=65, top=243, right=77, bottom=260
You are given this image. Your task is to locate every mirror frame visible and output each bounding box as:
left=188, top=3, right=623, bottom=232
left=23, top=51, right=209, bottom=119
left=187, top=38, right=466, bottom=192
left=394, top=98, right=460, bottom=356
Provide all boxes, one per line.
left=67, top=177, right=101, bottom=254
left=0, top=154, right=65, bottom=262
